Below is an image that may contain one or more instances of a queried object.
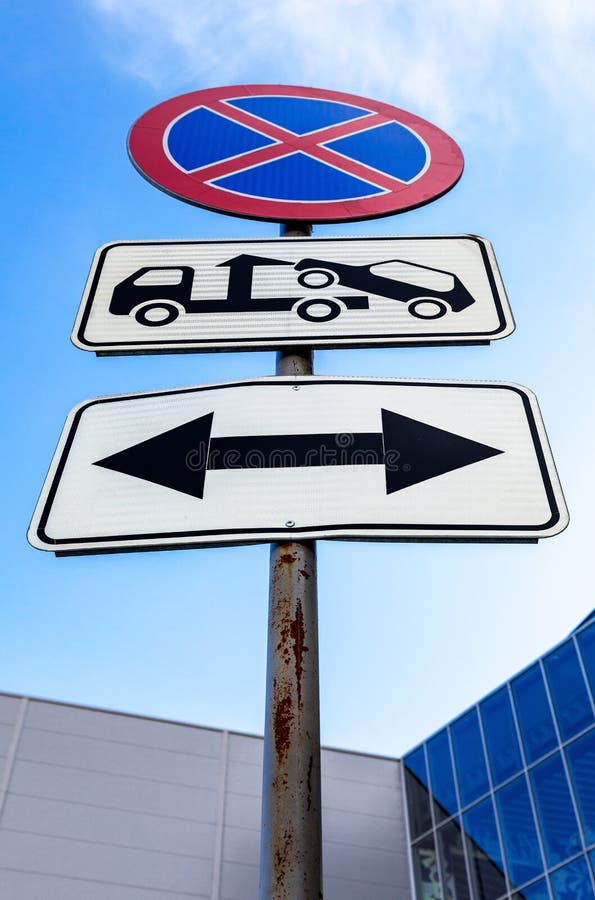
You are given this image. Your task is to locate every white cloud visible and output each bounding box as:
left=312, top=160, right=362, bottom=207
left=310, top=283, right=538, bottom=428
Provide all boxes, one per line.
left=88, top=0, right=595, bottom=145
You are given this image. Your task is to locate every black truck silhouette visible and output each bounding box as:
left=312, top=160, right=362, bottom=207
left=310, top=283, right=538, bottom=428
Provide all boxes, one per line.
left=108, top=254, right=475, bottom=326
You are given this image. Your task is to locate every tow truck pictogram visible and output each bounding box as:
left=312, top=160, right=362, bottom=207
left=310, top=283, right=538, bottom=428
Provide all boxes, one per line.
left=108, top=254, right=476, bottom=326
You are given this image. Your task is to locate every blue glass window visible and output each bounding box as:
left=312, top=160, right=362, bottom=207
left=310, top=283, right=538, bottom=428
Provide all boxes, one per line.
left=511, top=665, right=558, bottom=764
left=496, top=776, right=543, bottom=888
left=405, top=746, right=433, bottom=840
left=577, top=623, right=595, bottom=701
left=451, top=710, right=490, bottom=808
left=530, top=752, right=581, bottom=866
left=464, top=797, right=507, bottom=900
left=550, top=856, right=594, bottom=900
left=412, top=833, right=442, bottom=900
left=566, top=728, right=595, bottom=844
left=428, top=730, right=458, bottom=821
left=512, top=879, right=550, bottom=899
left=544, top=640, right=594, bottom=741
left=481, top=687, right=523, bottom=785
left=437, top=819, right=471, bottom=900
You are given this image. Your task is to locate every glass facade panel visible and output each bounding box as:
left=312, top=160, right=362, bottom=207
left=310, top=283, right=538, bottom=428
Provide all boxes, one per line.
left=566, top=728, right=595, bottom=845
left=543, top=641, right=594, bottom=742
left=406, top=747, right=433, bottom=839
left=512, top=879, right=550, bottom=899
left=464, top=797, right=507, bottom=900
left=481, top=687, right=523, bottom=786
left=577, top=624, right=595, bottom=700
left=530, top=752, right=581, bottom=866
left=428, top=730, right=458, bottom=821
left=496, top=775, right=544, bottom=888
left=451, top=709, right=490, bottom=808
left=511, top=665, right=557, bottom=764
left=550, top=856, right=594, bottom=900
left=413, top=833, right=442, bottom=900
left=405, top=615, right=595, bottom=900
left=437, top=819, right=471, bottom=900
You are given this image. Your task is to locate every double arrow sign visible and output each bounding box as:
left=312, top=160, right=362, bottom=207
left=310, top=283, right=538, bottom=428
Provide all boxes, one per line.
left=95, top=408, right=503, bottom=500
left=28, top=378, right=567, bottom=554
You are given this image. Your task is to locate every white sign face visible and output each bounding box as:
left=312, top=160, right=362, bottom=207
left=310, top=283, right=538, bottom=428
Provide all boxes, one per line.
left=29, top=377, right=567, bottom=555
left=72, top=236, right=514, bottom=353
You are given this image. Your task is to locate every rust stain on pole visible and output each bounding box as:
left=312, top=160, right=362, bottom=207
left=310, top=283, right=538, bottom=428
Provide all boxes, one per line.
left=278, top=552, right=297, bottom=565
left=273, top=681, right=293, bottom=763
left=290, top=600, right=308, bottom=709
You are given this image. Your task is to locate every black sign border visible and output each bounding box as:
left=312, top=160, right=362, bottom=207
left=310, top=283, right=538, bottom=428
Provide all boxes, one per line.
left=74, top=236, right=513, bottom=352
left=33, top=379, right=563, bottom=553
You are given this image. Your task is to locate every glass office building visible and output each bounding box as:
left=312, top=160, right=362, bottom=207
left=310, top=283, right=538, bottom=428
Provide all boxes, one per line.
left=404, top=612, right=595, bottom=900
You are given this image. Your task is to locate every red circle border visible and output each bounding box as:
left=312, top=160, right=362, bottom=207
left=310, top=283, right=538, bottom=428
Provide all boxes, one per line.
left=127, top=84, right=464, bottom=223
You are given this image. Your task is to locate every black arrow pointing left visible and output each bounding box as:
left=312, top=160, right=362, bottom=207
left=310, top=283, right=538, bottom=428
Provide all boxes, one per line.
left=94, top=410, right=503, bottom=500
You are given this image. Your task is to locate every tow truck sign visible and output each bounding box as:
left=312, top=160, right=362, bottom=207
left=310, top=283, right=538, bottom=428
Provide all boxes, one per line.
left=72, top=235, right=514, bottom=354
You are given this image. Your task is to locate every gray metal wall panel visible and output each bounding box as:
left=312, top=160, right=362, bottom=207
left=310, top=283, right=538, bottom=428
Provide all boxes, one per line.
left=226, top=760, right=261, bottom=798
left=26, top=701, right=222, bottom=757
left=10, top=760, right=219, bottom=821
left=222, top=825, right=260, bottom=865
left=322, top=773, right=400, bottom=818
left=227, top=733, right=262, bottom=765
left=324, top=874, right=405, bottom=900
left=0, top=724, right=15, bottom=758
left=322, top=806, right=402, bottom=851
left=323, top=838, right=402, bottom=885
left=0, top=868, right=209, bottom=899
left=390, top=764, right=412, bottom=896
left=0, top=696, right=412, bottom=900
left=220, top=860, right=259, bottom=900
left=0, top=794, right=217, bottom=857
left=321, top=747, right=399, bottom=786
left=0, top=697, right=21, bottom=726
left=0, top=831, right=213, bottom=893
left=18, top=727, right=220, bottom=788
left=223, top=791, right=260, bottom=831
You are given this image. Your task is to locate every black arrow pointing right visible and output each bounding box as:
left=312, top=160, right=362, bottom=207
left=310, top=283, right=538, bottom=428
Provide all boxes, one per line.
left=94, top=409, right=503, bottom=500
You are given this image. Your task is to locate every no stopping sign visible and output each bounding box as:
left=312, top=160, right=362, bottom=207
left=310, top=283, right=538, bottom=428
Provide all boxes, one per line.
left=128, top=84, right=464, bottom=223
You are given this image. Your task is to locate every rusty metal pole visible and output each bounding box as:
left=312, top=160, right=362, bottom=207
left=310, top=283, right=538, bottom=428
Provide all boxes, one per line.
left=259, top=222, right=323, bottom=899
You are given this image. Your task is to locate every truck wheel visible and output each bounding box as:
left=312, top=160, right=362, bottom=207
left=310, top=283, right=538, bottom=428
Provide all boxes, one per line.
left=134, top=303, right=180, bottom=326
left=408, top=299, right=448, bottom=320
left=296, top=299, right=342, bottom=322
left=297, top=269, right=337, bottom=289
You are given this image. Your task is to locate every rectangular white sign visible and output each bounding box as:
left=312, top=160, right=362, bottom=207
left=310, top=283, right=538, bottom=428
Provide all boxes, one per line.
left=72, top=236, right=514, bottom=353
left=29, top=377, right=567, bottom=555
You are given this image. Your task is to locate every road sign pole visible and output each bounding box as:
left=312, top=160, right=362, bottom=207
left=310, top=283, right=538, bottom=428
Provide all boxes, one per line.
left=259, top=222, right=323, bottom=899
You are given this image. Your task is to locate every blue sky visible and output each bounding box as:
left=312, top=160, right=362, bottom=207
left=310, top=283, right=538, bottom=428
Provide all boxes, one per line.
left=2, top=1, right=595, bottom=756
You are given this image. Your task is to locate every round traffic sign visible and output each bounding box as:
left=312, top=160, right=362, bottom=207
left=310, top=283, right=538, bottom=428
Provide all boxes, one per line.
left=128, top=84, right=463, bottom=223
